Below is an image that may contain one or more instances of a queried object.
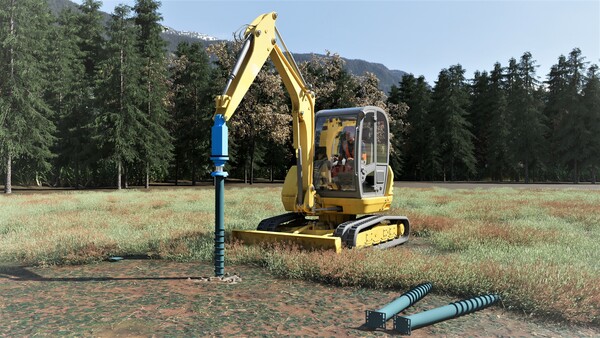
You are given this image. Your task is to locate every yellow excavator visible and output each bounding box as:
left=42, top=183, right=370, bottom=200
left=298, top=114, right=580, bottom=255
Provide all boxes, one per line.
left=213, top=12, right=409, bottom=253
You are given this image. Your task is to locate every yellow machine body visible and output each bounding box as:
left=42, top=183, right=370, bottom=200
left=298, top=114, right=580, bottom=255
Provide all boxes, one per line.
left=219, top=12, right=410, bottom=251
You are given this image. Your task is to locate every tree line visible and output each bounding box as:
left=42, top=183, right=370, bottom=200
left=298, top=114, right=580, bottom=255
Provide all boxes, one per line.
left=390, top=50, right=600, bottom=183
left=1, top=1, right=598, bottom=194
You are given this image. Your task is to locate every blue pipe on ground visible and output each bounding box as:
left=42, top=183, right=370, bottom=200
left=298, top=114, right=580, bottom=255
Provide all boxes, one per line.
left=394, top=294, right=500, bottom=335
left=365, top=282, right=432, bottom=329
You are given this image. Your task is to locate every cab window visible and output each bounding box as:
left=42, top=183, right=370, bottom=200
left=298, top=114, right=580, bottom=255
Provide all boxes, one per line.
left=313, top=116, right=357, bottom=192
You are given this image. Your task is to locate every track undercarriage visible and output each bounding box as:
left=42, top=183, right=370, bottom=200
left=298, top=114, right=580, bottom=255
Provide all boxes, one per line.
left=231, top=213, right=410, bottom=253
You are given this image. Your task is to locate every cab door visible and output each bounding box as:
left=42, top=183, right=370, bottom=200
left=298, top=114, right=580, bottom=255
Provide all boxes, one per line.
left=358, top=108, right=389, bottom=197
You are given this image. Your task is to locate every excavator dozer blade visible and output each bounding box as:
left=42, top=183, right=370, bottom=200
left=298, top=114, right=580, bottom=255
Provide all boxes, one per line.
left=231, top=230, right=342, bottom=253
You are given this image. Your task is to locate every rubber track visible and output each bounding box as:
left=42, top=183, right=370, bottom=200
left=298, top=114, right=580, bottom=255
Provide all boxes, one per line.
left=257, top=212, right=305, bottom=231
left=343, top=215, right=386, bottom=247
left=333, top=215, right=374, bottom=239
left=342, top=215, right=410, bottom=249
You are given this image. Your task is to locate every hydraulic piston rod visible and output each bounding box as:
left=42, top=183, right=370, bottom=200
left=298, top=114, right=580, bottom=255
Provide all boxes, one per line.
left=394, top=294, right=500, bottom=335
left=365, top=283, right=432, bottom=329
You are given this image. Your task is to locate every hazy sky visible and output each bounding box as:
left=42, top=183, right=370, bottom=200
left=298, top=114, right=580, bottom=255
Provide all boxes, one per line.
left=99, top=0, right=600, bottom=85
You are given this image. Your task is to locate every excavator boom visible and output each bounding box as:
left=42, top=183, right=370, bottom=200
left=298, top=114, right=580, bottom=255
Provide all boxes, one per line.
left=214, top=12, right=316, bottom=214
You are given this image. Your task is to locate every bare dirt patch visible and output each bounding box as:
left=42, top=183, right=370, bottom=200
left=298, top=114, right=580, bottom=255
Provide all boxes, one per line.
left=1, top=260, right=598, bottom=337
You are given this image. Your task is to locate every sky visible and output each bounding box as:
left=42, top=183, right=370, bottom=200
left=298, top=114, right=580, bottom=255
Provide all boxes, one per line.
left=99, top=0, right=600, bottom=86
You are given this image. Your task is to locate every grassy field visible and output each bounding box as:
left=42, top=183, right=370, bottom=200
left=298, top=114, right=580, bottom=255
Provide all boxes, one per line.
left=1, top=186, right=598, bottom=326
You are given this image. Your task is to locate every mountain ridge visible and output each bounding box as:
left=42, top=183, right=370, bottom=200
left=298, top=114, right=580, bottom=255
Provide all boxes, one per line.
left=46, top=0, right=405, bottom=93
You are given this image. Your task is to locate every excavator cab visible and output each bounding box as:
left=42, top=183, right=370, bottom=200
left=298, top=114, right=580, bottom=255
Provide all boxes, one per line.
left=313, top=106, right=390, bottom=199
left=234, top=106, right=408, bottom=252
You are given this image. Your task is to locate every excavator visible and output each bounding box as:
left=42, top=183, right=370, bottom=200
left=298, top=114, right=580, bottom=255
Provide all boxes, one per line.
left=212, top=12, right=409, bottom=253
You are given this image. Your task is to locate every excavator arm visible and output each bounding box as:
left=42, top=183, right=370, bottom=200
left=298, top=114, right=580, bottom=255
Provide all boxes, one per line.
left=212, top=12, right=316, bottom=213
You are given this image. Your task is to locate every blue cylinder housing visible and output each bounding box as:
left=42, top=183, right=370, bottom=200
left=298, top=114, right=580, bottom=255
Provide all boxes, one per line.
left=211, top=114, right=229, bottom=168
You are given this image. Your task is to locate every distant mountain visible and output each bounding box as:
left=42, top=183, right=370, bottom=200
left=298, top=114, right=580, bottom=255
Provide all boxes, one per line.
left=47, top=0, right=405, bottom=93
left=160, top=26, right=222, bottom=52
left=294, top=54, right=405, bottom=94
left=162, top=26, right=218, bottom=42
left=47, top=0, right=79, bottom=14
left=47, top=0, right=224, bottom=50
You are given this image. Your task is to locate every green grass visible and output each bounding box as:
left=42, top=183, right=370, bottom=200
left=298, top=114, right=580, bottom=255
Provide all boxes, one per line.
left=1, top=186, right=599, bottom=325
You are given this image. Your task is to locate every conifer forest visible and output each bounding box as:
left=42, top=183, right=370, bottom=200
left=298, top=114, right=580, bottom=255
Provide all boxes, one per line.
left=1, top=0, right=599, bottom=193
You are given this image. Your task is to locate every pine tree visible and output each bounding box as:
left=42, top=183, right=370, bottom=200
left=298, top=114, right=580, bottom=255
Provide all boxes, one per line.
left=94, top=5, right=144, bottom=189
left=582, top=64, right=600, bottom=183
left=430, top=65, right=476, bottom=181
left=485, top=63, right=511, bottom=181
left=73, top=0, right=106, bottom=184
left=387, top=78, right=412, bottom=179
left=544, top=55, right=569, bottom=180
left=469, top=70, right=491, bottom=179
left=0, top=0, right=56, bottom=193
left=506, top=53, right=546, bottom=183
left=551, top=48, right=588, bottom=182
left=133, top=0, right=173, bottom=188
left=545, top=57, right=569, bottom=136
left=77, top=0, right=105, bottom=81
left=47, top=8, right=87, bottom=187
left=390, top=74, right=438, bottom=180
left=171, top=42, right=214, bottom=184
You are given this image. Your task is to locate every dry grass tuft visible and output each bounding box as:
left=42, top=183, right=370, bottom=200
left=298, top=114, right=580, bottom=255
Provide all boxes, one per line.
left=475, top=261, right=600, bottom=325
left=475, top=222, right=560, bottom=246
left=409, top=213, right=458, bottom=234
left=543, top=200, right=600, bottom=226
left=432, top=195, right=452, bottom=205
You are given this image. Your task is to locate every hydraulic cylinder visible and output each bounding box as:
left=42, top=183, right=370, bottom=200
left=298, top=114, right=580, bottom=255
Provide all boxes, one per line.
left=394, top=294, right=500, bottom=335
left=365, top=282, right=432, bottom=329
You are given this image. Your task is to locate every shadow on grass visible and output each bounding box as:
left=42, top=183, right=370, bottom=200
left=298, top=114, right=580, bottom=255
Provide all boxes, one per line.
left=0, top=231, right=218, bottom=283
left=0, top=265, right=44, bottom=280
left=0, top=262, right=203, bottom=282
